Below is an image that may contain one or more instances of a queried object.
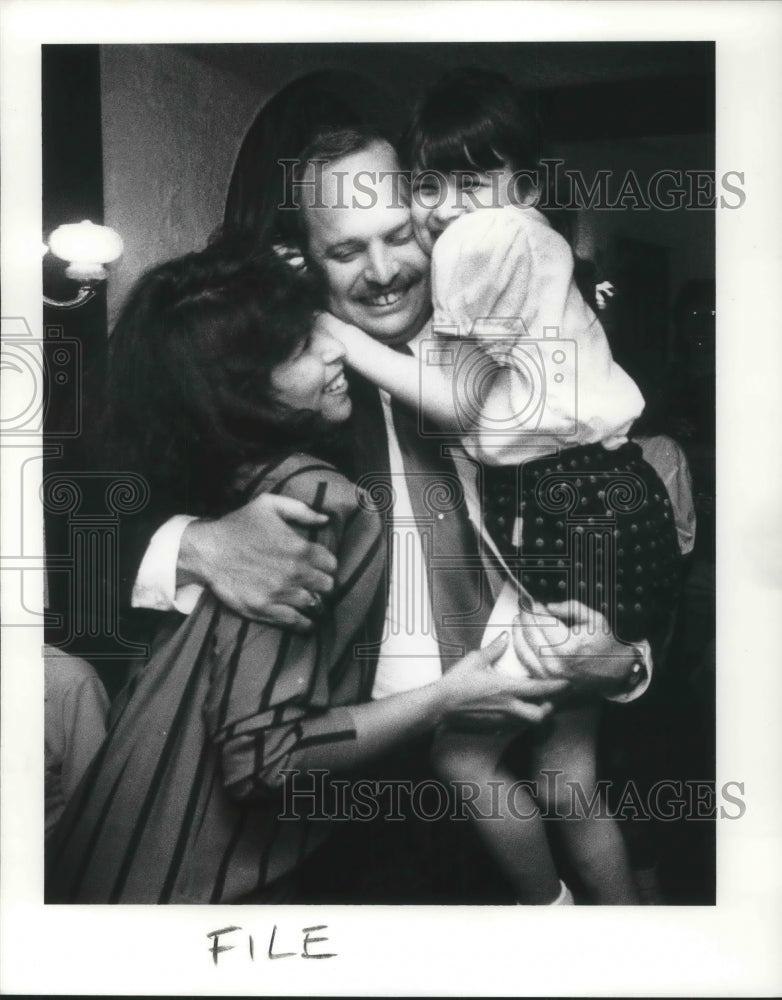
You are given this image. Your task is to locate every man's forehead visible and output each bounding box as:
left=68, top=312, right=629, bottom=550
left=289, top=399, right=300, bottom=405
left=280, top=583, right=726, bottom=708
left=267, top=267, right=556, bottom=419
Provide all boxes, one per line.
left=314, top=138, right=400, bottom=184
left=303, top=140, right=411, bottom=246
left=307, top=198, right=411, bottom=247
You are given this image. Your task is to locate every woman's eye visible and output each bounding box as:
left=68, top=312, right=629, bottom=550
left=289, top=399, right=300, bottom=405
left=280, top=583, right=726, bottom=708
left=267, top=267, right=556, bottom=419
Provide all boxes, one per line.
left=292, top=334, right=312, bottom=358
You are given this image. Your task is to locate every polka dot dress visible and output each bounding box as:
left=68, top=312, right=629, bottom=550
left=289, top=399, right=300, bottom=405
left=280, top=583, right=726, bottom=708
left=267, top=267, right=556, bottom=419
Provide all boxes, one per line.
left=483, top=442, right=681, bottom=644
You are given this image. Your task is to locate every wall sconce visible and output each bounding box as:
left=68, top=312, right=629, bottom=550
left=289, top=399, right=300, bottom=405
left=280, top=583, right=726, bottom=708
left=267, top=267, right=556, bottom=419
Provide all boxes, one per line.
left=44, top=220, right=123, bottom=309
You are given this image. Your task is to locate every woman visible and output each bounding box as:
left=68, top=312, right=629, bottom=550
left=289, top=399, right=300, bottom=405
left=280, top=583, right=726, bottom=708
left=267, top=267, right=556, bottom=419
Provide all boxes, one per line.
left=45, top=241, right=561, bottom=903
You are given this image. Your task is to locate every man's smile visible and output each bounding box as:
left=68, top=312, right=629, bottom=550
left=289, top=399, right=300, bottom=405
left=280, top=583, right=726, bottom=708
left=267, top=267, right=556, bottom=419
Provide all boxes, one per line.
left=358, top=277, right=421, bottom=310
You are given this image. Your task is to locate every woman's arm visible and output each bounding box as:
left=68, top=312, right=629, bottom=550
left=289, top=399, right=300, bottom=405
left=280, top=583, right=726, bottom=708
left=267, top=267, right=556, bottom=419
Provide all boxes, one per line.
left=203, top=460, right=566, bottom=801
left=289, top=636, right=567, bottom=773
left=214, top=633, right=567, bottom=802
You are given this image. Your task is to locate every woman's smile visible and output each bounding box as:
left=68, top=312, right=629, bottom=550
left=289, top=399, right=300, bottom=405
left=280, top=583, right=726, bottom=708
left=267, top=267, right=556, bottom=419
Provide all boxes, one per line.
left=271, top=324, right=353, bottom=423
left=324, top=368, right=348, bottom=395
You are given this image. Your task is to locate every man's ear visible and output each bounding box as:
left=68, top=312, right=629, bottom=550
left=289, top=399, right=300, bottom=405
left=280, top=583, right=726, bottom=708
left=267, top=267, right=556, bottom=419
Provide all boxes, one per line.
left=272, top=242, right=307, bottom=272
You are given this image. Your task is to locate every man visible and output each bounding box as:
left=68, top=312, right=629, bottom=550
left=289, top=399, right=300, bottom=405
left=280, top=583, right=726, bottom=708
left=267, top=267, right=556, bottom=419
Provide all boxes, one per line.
left=128, top=124, right=651, bottom=902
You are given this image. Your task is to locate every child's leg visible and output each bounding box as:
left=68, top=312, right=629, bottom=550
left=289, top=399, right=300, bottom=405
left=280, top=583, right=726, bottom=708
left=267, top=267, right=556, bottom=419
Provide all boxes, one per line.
left=432, top=728, right=562, bottom=904
left=531, top=703, right=639, bottom=904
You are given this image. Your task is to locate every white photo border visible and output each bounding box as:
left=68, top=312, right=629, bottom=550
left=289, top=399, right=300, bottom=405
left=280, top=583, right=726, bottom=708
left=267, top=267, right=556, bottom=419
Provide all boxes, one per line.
left=1, top=1, right=781, bottom=996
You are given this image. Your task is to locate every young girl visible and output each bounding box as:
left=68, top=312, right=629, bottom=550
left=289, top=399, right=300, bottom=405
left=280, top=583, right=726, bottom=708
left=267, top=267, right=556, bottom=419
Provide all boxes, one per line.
left=328, top=68, right=682, bottom=904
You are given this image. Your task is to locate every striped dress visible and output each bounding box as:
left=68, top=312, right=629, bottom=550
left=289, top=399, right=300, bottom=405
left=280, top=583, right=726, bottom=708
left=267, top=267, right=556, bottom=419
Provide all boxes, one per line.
left=45, top=455, right=385, bottom=903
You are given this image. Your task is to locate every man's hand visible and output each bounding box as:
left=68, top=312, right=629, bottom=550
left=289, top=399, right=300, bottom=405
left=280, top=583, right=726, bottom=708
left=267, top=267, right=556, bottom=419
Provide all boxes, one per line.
left=178, top=493, right=337, bottom=629
left=440, top=632, right=568, bottom=729
left=512, top=600, right=644, bottom=698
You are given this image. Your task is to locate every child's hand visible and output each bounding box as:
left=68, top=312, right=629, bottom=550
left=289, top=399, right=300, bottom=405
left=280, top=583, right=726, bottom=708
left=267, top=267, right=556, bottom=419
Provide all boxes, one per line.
left=314, top=311, right=367, bottom=363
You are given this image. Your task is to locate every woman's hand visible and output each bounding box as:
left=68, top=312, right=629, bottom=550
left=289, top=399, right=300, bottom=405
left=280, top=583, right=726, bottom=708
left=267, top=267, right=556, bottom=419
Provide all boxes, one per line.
left=178, top=493, right=337, bottom=629
left=438, top=632, right=568, bottom=726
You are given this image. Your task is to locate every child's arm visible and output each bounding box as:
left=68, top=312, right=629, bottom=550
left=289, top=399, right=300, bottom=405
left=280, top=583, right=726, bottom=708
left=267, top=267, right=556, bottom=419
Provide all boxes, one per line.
left=317, top=312, right=465, bottom=431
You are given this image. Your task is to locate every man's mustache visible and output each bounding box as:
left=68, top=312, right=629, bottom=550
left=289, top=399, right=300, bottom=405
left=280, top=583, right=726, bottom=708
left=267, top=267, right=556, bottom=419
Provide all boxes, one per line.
left=359, top=273, right=421, bottom=296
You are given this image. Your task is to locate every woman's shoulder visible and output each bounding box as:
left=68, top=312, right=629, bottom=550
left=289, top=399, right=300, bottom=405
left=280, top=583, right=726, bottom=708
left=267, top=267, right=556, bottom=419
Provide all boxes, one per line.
left=237, top=453, right=362, bottom=517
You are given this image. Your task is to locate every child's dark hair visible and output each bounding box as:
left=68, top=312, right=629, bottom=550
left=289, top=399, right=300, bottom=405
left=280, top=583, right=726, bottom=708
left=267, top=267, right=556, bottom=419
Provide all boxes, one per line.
left=98, top=242, right=327, bottom=516
left=400, top=67, right=542, bottom=184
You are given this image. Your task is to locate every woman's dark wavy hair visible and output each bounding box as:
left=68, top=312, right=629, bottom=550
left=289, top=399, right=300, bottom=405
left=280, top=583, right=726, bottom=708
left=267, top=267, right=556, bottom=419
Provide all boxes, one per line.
left=98, top=241, right=327, bottom=516
left=221, top=71, right=367, bottom=253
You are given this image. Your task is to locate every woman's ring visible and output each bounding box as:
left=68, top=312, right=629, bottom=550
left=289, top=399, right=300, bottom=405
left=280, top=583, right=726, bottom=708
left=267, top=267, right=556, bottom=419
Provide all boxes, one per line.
left=306, top=590, right=324, bottom=613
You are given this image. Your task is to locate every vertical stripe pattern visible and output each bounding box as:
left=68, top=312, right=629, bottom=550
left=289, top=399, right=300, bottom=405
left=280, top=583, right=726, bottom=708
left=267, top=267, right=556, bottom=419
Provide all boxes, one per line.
left=46, top=455, right=384, bottom=903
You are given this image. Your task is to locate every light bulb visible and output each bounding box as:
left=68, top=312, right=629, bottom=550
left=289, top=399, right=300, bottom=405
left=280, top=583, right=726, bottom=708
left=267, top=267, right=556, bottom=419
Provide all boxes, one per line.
left=48, top=220, right=123, bottom=281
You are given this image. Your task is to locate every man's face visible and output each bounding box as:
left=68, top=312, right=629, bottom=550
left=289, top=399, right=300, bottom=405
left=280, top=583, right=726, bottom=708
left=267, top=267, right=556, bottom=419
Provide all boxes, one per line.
left=303, top=140, right=432, bottom=345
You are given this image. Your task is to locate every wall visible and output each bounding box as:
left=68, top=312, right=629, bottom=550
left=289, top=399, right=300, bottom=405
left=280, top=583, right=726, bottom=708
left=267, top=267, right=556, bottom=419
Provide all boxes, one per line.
left=560, top=133, right=715, bottom=292
left=100, top=46, right=715, bottom=336
left=100, top=45, right=262, bottom=324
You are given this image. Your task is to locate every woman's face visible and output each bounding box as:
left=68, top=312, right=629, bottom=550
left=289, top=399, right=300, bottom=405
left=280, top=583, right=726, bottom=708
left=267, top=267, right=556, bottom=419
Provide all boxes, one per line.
left=270, top=319, right=352, bottom=424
